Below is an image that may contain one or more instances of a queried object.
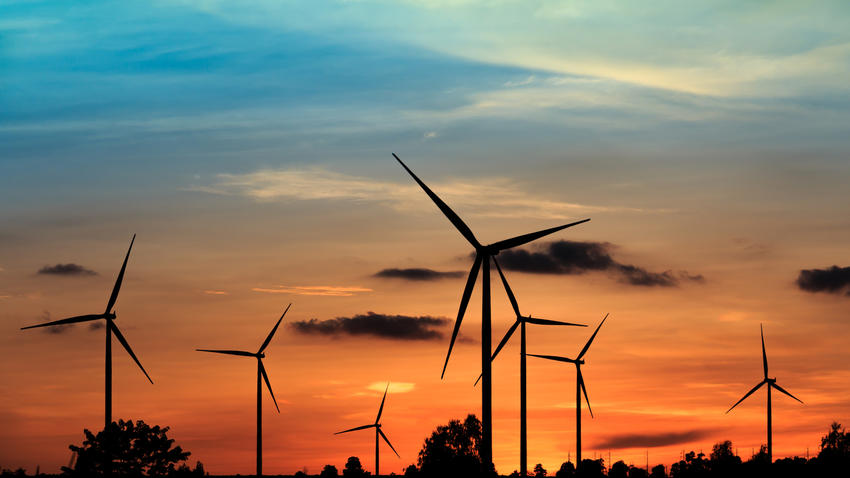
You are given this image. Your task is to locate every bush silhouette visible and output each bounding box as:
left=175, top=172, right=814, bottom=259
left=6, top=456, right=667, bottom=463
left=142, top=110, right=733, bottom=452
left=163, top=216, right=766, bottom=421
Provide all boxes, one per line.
left=417, top=414, right=483, bottom=477
left=321, top=464, right=340, bottom=477
left=61, top=419, right=192, bottom=477
left=344, top=456, right=367, bottom=477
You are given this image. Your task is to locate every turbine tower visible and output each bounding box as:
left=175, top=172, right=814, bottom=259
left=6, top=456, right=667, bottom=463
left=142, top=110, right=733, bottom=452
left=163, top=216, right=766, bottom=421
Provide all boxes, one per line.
left=726, top=324, right=803, bottom=464
left=393, top=153, right=589, bottom=470
left=197, top=304, right=291, bottom=477
left=21, top=234, right=153, bottom=430
left=528, top=314, right=608, bottom=468
left=335, top=383, right=399, bottom=476
left=475, top=258, right=586, bottom=477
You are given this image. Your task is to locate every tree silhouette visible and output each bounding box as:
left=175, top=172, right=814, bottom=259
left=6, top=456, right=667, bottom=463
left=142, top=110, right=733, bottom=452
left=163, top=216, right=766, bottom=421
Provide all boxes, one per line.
left=708, top=441, right=741, bottom=476
left=61, top=419, right=191, bottom=477
left=649, top=464, right=667, bottom=478
left=609, top=461, right=628, bottom=478
left=344, top=456, right=367, bottom=477
left=555, top=461, right=575, bottom=478
left=533, top=463, right=547, bottom=477
left=321, top=464, right=340, bottom=477
left=576, top=459, right=604, bottom=478
left=416, top=414, right=484, bottom=477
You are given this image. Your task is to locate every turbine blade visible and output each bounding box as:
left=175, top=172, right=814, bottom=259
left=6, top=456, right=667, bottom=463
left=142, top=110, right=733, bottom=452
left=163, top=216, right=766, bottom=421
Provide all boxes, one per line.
left=492, top=257, right=521, bottom=317
left=525, top=317, right=587, bottom=327
left=488, top=219, right=590, bottom=252
left=376, top=383, right=389, bottom=423
left=726, top=380, right=766, bottom=414
left=20, top=314, right=105, bottom=330
left=578, top=367, right=593, bottom=418
left=259, top=303, right=291, bottom=354
left=196, top=349, right=257, bottom=357
left=761, top=324, right=768, bottom=380
left=527, top=354, right=576, bottom=364
left=577, top=313, right=608, bottom=360
left=259, top=360, right=279, bottom=413
left=771, top=382, right=803, bottom=404
left=378, top=428, right=400, bottom=458
left=109, top=321, right=153, bottom=384
left=475, top=319, right=520, bottom=386
left=335, top=424, right=376, bottom=435
left=392, top=153, right=481, bottom=249
left=105, top=234, right=135, bottom=314
left=441, top=253, right=482, bottom=379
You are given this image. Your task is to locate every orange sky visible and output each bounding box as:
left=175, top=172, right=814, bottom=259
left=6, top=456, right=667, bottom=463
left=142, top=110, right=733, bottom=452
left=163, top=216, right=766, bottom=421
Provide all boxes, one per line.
left=3, top=1, right=850, bottom=475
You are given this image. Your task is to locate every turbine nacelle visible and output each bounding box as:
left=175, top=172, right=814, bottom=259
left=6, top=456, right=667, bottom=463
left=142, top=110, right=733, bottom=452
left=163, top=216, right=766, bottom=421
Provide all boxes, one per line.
left=106, top=312, right=117, bottom=320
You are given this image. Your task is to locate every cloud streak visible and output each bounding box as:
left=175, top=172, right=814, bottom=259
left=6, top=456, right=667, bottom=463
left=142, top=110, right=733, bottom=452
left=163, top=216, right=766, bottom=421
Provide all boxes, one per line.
left=290, top=312, right=449, bottom=341
left=796, top=265, right=850, bottom=296
left=593, top=429, right=716, bottom=449
left=37, top=263, right=97, bottom=276
left=497, top=240, right=704, bottom=287
left=192, top=167, right=649, bottom=220
left=374, top=268, right=464, bottom=281
left=252, top=285, right=372, bottom=297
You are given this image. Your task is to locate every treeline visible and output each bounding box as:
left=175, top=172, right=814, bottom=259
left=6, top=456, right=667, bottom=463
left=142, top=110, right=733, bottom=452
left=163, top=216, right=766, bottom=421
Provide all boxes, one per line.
left=6, top=417, right=849, bottom=476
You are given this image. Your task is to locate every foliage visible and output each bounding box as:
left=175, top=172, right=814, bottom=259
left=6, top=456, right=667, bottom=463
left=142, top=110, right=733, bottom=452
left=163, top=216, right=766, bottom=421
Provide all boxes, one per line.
left=61, top=419, right=191, bottom=477
left=343, top=456, right=367, bottom=477
left=608, top=461, right=628, bottom=478
left=533, top=463, right=547, bottom=477
left=321, top=464, right=340, bottom=477
left=555, top=461, right=575, bottom=478
left=403, top=464, right=419, bottom=476
left=649, top=464, right=667, bottom=478
left=576, top=459, right=605, bottom=478
left=417, top=414, right=483, bottom=477
left=819, top=422, right=850, bottom=463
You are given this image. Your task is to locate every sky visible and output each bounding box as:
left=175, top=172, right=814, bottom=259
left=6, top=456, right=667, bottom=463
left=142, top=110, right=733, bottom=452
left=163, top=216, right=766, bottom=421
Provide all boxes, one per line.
left=2, top=0, right=850, bottom=474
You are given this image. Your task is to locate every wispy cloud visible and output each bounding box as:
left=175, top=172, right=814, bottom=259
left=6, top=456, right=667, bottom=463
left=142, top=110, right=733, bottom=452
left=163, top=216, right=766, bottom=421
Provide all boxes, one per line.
left=192, top=167, right=647, bottom=219
left=252, top=285, right=373, bottom=297
left=366, top=382, right=415, bottom=394
left=290, top=312, right=449, bottom=341
left=37, top=263, right=97, bottom=276
left=593, top=429, right=717, bottom=449
left=374, top=268, right=464, bottom=281
left=203, top=289, right=229, bottom=295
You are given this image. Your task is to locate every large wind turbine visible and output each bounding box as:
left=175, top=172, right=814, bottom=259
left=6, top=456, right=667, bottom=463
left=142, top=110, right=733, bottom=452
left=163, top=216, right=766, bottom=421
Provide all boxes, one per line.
left=528, top=314, right=608, bottom=468
left=21, top=234, right=153, bottom=430
left=475, top=258, right=586, bottom=477
left=393, top=153, right=589, bottom=469
left=335, top=383, right=399, bottom=477
left=726, top=324, right=803, bottom=464
left=197, top=304, right=291, bottom=477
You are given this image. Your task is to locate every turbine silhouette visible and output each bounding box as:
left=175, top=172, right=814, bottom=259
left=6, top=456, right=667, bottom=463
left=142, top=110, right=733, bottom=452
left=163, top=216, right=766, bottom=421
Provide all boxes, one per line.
left=474, top=257, right=586, bottom=477
left=21, top=234, right=152, bottom=430
left=197, top=304, right=291, bottom=477
left=528, top=314, right=608, bottom=468
left=726, top=324, right=803, bottom=464
left=335, top=383, right=399, bottom=477
left=393, top=152, right=589, bottom=468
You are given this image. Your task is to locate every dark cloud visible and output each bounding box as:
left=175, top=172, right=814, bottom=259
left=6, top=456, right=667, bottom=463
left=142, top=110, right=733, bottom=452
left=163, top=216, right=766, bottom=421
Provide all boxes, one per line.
left=38, top=311, right=69, bottom=335
left=497, top=240, right=703, bottom=287
left=38, top=263, right=97, bottom=276
left=374, top=268, right=464, bottom=281
left=796, top=266, right=850, bottom=295
left=290, top=312, right=450, bottom=341
left=593, top=429, right=715, bottom=449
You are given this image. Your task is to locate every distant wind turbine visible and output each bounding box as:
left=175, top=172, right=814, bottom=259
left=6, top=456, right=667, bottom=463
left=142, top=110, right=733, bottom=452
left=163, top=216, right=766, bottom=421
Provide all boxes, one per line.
left=528, top=314, right=608, bottom=468
left=21, top=234, right=152, bottom=430
left=335, top=383, right=399, bottom=477
left=197, top=304, right=291, bottom=477
left=726, top=324, right=803, bottom=464
left=475, top=258, right=586, bottom=477
left=393, top=152, right=589, bottom=469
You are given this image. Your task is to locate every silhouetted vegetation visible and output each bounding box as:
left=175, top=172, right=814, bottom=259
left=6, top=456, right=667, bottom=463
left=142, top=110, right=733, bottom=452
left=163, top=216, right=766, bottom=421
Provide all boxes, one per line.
left=60, top=419, right=202, bottom=477
left=343, top=457, right=367, bottom=477
left=415, top=414, right=486, bottom=477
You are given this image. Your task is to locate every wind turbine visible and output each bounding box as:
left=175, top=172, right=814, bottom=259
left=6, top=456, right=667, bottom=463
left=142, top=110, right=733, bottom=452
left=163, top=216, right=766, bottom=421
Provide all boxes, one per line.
left=21, top=234, right=152, bottom=430
left=393, top=153, right=589, bottom=469
left=335, top=383, right=399, bottom=477
left=726, top=324, right=803, bottom=464
left=528, top=314, right=608, bottom=468
left=197, top=304, right=291, bottom=477
left=474, top=258, right=587, bottom=477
